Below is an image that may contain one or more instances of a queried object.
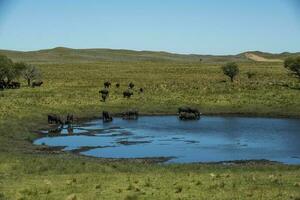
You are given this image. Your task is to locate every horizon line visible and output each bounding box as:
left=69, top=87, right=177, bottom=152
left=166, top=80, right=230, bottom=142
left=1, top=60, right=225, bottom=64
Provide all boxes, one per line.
left=0, top=46, right=300, bottom=56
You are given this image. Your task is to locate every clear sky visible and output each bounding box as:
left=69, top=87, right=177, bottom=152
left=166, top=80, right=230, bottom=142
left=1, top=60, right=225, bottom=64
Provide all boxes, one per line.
left=0, top=0, right=299, bottom=55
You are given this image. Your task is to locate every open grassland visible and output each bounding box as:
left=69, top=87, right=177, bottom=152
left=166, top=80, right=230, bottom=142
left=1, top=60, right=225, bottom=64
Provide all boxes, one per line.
left=1, top=153, right=300, bottom=200
left=0, top=58, right=300, bottom=199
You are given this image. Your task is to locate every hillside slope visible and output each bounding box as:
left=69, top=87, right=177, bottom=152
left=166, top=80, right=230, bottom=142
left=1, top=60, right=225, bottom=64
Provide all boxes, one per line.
left=0, top=47, right=298, bottom=64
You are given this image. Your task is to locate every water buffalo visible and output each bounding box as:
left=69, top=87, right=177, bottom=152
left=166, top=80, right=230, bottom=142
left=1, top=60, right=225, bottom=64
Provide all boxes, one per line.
left=6, top=81, right=21, bottom=89
left=123, top=90, right=133, bottom=98
left=129, top=82, right=135, bottom=89
left=178, top=107, right=201, bottom=120
left=0, top=83, right=5, bottom=90
left=116, top=83, right=120, bottom=88
left=102, top=111, right=113, bottom=122
left=67, top=124, right=73, bottom=135
left=12, top=81, right=21, bottom=89
left=48, top=123, right=64, bottom=135
left=101, top=93, right=108, bottom=102
left=122, top=109, right=139, bottom=120
left=139, top=88, right=144, bottom=93
left=99, top=89, right=109, bottom=95
left=104, top=81, right=111, bottom=88
left=32, top=81, right=43, bottom=88
left=66, top=114, right=74, bottom=125
left=48, top=114, right=63, bottom=124
left=99, top=89, right=109, bottom=102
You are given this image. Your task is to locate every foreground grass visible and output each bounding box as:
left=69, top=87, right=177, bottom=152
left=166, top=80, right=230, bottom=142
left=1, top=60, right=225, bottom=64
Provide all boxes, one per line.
left=1, top=154, right=300, bottom=200
left=0, top=60, right=300, bottom=199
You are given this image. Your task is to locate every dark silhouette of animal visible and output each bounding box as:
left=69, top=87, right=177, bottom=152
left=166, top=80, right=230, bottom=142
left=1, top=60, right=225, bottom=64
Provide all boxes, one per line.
left=102, top=111, right=113, bottom=122
left=101, top=93, right=108, bottom=102
left=66, top=114, right=74, bottom=125
left=104, top=81, right=111, bottom=88
left=129, top=82, right=135, bottom=89
left=178, top=107, right=201, bottom=120
left=48, top=123, right=64, bottom=135
left=99, top=89, right=109, bottom=102
left=139, top=88, right=144, bottom=93
left=123, top=90, right=133, bottom=98
left=99, top=89, right=109, bottom=95
left=116, top=83, right=120, bottom=88
left=48, top=114, right=63, bottom=124
left=6, top=81, right=21, bottom=89
left=122, top=109, right=139, bottom=120
left=12, top=82, right=21, bottom=89
left=67, top=124, right=73, bottom=135
left=32, top=81, right=43, bottom=88
left=0, top=82, right=5, bottom=90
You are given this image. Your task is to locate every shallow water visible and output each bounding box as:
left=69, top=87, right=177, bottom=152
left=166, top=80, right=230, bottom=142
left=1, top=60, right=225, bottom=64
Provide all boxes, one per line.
left=34, top=116, right=300, bottom=164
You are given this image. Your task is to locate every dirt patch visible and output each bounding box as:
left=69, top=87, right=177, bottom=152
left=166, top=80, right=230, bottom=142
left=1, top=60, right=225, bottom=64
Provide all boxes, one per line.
left=245, top=53, right=282, bottom=62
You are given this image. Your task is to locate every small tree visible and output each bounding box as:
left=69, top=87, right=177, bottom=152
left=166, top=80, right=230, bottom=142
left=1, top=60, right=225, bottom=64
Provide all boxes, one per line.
left=284, top=57, right=300, bottom=80
left=0, top=55, right=14, bottom=83
left=222, top=62, right=239, bottom=82
left=22, top=64, right=41, bottom=86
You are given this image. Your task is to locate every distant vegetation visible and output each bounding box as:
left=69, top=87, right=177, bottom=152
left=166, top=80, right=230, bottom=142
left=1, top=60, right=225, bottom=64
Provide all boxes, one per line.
left=222, top=62, right=239, bottom=82
left=284, top=56, right=300, bottom=80
left=0, top=55, right=42, bottom=89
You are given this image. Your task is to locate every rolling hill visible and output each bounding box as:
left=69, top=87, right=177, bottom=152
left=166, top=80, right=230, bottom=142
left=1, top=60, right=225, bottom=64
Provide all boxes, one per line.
left=0, top=47, right=299, bottom=64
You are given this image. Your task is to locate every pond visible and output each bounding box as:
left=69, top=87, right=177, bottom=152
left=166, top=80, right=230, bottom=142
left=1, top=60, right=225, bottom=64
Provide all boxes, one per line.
left=34, top=116, right=300, bottom=164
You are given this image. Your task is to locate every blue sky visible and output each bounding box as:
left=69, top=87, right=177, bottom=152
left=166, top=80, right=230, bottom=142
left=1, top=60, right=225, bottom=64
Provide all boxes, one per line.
left=0, top=0, right=299, bottom=54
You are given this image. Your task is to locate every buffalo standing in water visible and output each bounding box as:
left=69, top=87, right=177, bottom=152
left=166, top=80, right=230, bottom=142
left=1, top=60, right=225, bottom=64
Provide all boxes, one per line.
left=48, top=114, right=63, bottom=124
left=122, top=109, right=139, bottom=120
left=66, top=114, right=74, bottom=125
left=123, top=90, right=133, bottom=98
left=102, top=111, right=113, bottom=122
left=178, top=107, right=201, bottom=120
left=104, top=81, right=111, bottom=88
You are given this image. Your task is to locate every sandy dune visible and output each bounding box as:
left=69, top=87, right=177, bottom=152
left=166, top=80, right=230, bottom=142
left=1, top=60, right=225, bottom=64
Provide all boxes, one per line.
left=245, top=53, right=282, bottom=62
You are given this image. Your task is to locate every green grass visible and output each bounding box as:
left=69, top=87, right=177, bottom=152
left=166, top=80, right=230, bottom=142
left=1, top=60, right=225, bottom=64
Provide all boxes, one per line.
left=0, top=56, right=300, bottom=199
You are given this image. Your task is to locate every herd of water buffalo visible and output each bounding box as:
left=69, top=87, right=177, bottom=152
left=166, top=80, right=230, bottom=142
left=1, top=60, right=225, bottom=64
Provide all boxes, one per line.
left=99, top=81, right=143, bottom=102
left=46, top=81, right=201, bottom=133
left=0, top=80, right=43, bottom=90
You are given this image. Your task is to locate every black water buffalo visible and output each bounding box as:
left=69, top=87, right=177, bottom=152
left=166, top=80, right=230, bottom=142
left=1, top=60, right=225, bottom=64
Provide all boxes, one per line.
left=48, top=123, right=64, bottom=135
left=178, top=107, right=201, bottom=120
left=99, top=89, right=109, bottom=95
left=116, top=83, right=120, bottom=88
left=5, top=81, right=20, bottom=89
left=101, top=93, right=108, bottom=102
left=102, top=111, right=113, bottom=122
left=139, top=88, right=144, bottom=93
left=104, top=81, right=111, bottom=88
left=123, top=90, right=133, bottom=98
left=66, top=114, right=74, bottom=125
left=99, top=89, right=109, bottom=102
left=122, top=109, right=139, bottom=120
left=0, top=83, right=5, bottom=90
left=32, top=81, right=43, bottom=88
left=48, top=114, right=63, bottom=124
left=129, top=82, right=135, bottom=89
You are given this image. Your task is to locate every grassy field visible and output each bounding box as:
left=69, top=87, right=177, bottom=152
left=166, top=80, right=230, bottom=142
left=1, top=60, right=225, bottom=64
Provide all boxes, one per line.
left=0, top=49, right=300, bottom=199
